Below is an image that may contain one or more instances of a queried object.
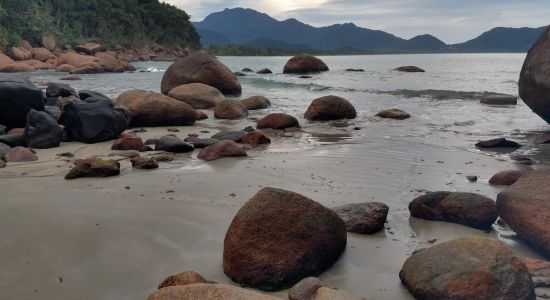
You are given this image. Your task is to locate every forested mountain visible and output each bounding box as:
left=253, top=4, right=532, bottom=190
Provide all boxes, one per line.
left=0, top=0, right=200, bottom=48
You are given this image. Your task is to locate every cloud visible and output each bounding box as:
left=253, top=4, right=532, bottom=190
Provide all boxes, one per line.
left=163, top=0, right=550, bottom=43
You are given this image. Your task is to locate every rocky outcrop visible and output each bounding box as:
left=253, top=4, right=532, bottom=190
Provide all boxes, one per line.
left=376, top=109, right=411, bottom=120
left=400, top=237, right=535, bottom=300
left=0, top=63, right=35, bottom=73
left=214, top=100, right=248, bottom=120
left=31, top=48, right=55, bottom=62
left=65, top=158, right=120, bottom=180
left=161, top=51, right=242, bottom=95
left=304, top=96, right=357, bottom=121
left=223, top=187, right=347, bottom=291
left=497, top=169, right=550, bottom=257
left=240, top=96, right=271, bottom=110
left=257, top=113, right=300, bottom=130
left=116, top=90, right=196, bottom=127
left=167, top=83, right=225, bottom=109
left=24, top=109, right=62, bottom=149
left=111, top=134, right=144, bottom=151
left=333, top=202, right=389, bottom=234
left=147, top=284, right=280, bottom=300
left=283, top=54, right=329, bottom=74
left=409, top=191, right=498, bottom=230
left=130, top=156, right=158, bottom=169
left=0, top=74, right=45, bottom=129
left=519, top=26, right=550, bottom=124
left=197, top=140, right=247, bottom=161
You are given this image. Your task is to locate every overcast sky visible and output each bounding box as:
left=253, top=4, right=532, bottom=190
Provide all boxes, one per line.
left=164, top=0, right=550, bottom=43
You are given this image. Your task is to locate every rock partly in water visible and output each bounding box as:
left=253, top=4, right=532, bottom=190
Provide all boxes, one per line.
left=111, top=134, right=144, bottom=151
left=288, top=277, right=327, bottom=300
left=304, top=96, right=357, bottom=121
left=240, top=96, right=271, bottom=110
left=130, top=156, right=159, bottom=170
left=409, top=191, right=498, bottom=230
left=223, top=187, right=347, bottom=291
left=242, top=130, right=271, bottom=146
left=242, top=68, right=253, bottom=73
left=214, top=100, right=249, bottom=120
left=155, top=135, right=194, bottom=153
left=147, top=284, right=280, bottom=300
left=161, top=50, right=242, bottom=96
left=283, top=54, right=329, bottom=74
left=489, top=170, right=523, bottom=186
left=476, top=138, right=521, bottom=149
left=197, top=140, right=247, bottom=161
left=211, top=131, right=245, bottom=142
left=46, top=82, right=77, bottom=98
left=376, top=108, right=411, bottom=120
left=167, top=83, right=225, bottom=109
left=65, top=158, right=120, bottom=180
left=400, top=237, right=535, bottom=300
left=345, top=68, right=365, bottom=72
left=158, top=271, right=214, bottom=289
left=116, top=90, right=196, bottom=127
left=184, top=137, right=220, bottom=148
left=24, top=109, right=63, bottom=149
left=0, top=74, right=45, bottom=129
left=497, top=169, right=550, bottom=257
left=333, top=202, right=389, bottom=234
left=257, top=113, right=300, bottom=130
left=4, top=146, right=37, bottom=162
left=395, top=66, right=425, bottom=72
left=256, top=68, right=272, bottom=74
left=481, top=95, right=518, bottom=105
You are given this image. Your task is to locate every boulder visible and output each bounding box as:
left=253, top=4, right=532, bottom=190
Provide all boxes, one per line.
left=332, top=202, right=389, bottom=234
left=283, top=54, right=329, bottom=74
left=161, top=50, right=242, bottom=95
left=155, top=135, right=194, bottom=153
left=0, top=74, right=45, bottom=128
left=130, top=156, right=158, bottom=169
left=56, top=64, right=77, bottom=73
left=198, top=140, right=247, bottom=161
left=0, top=63, right=35, bottom=73
left=167, top=83, right=225, bottom=109
left=147, top=284, right=280, bottom=300
left=475, top=138, right=521, bottom=149
left=41, top=36, right=56, bottom=51
left=214, top=100, right=248, bottom=120
left=395, top=66, right=425, bottom=72
left=489, top=170, right=523, bottom=186
left=59, top=99, right=130, bottom=143
left=223, top=187, right=347, bottom=291
left=112, top=135, right=144, bottom=151
left=257, top=68, right=272, bottom=74
left=234, top=72, right=246, bottom=77
left=240, top=96, right=271, bottom=110
left=481, top=95, right=518, bottom=105
left=242, top=68, right=253, bottom=72
left=195, top=111, right=208, bottom=120
left=242, top=130, right=271, bottom=146
left=19, top=40, right=32, bottom=51
left=9, top=47, right=32, bottom=61
left=497, top=169, right=550, bottom=257
left=46, top=82, right=77, bottom=98
left=523, top=259, right=550, bottom=288
left=60, top=76, right=81, bottom=81
left=257, top=113, right=300, bottom=130
left=31, top=48, right=55, bottom=62
left=376, top=108, right=411, bottom=120
left=65, top=158, right=120, bottom=180
left=183, top=137, right=220, bottom=148
left=0, top=53, right=15, bottom=68
left=79, top=90, right=111, bottom=102
left=20, top=60, right=54, bottom=70
left=24, top=109, right=63, bottom=149
left=304, top=96, right=357, bottom=121
left=158, top=271, right=213, bottom=289
left=519, top=26, right=550, bottom=124
left=116, top=90, right=196, bottom=127
left=400, top=237, right=534, bottom=300
left=288, top=277, right=327, bottom=300
left=4, top=147, right=38, bottom=162
left=409, top=191, right=498, bottom=230
left=74, top=43, right=104, bottom=55
left=56, top=51, right=97, bottom=67
left=211, top=131, right=245, bottom=142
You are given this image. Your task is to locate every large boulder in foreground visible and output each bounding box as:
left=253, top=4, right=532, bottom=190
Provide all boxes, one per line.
left=409, top=191, right=498, bottom=230
left=304, top=96, right=357, bottom=121
left=223, top=187, right=347, bottom=291
left=116, top=90, right=196, bottom=127
left=519, top=26, right=550, bottom=124
left=147, top=284, right=280, bottom=300
left=497, top=169, right=550, bottom=257
left=161, top=51, right=242, bottom=96
left=283, top=54, right=329, bottom=74
left=0, top=74, right=45, bottom=129
left=167, top=83, right=225, bottom=109
left=333, top=202, right=388, bottom=234
left=400, top=237, right=535, bottom=300
left=24, top=109, right=63, bottom=149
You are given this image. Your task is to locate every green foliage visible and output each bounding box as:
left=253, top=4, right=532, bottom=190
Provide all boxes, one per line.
left=0, top=0, right=200, bottom=48
left=205, top=44, right=375, bottom=56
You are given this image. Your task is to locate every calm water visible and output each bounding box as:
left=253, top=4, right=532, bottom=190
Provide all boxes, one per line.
left=30, top=53, right=550, bottom=164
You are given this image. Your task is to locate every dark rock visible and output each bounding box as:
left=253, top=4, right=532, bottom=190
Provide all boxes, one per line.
left=345, top=68, right=365, bottom=72
left=196, top=110, right=208, bottom=120
left=44, top=106, right=62, bottom=121
left=409, top=191, right=498, bottom=230
left=481, top=95, right=518, bottom=105
left=0, top=74, right=45, bottom=128
left=155, top=135, right=194, bottom=153
left=0, top=142, right=11, bottom=159
left=240, top=96, right=271, bottom=110
left=257, top=113, right=300, bottom=130
left=111, top=134, right=144, bottom=151
left=214, top=100, right=248, bottom=120
left=299, top=76, right=312, bottom=79
left=523, top=259, right=550, bottom=288
left=79, top=90, right=111, bottom=102
left=46, top=82, right=77, bottom=98
left=4, top=146, right=37, bottom=162
left=234, top=72, right=246, bottom=77
left=284, top=54, right=329, bottom=74
left=158, top=271, right=214, bottom=289
left=256, top=68, right=272, bottom=74
left=0, top=160, right=5, bottom=168
left=0, top=124, right=5, bottom=135
left=400, top=237, right=535, bottom=300
left=489, top=170, right=523, bottom=186
left=24, top=109, right=63, bottom=149
left=304, top=96, right=357, bottom=121
left=59, top=99, right=130, bottom=143
left=167, top=83, right=225, bottom=109
left=65, top=158, right=120, bottom=179
left=497, top=169, right=550, bottom=257
left=519, top=26, right=550, bottom=124
left=395, top=66, right=425, bottom=72
left=161, top=50, right=242, bottom=96
left=223, top=187, right=346, bottom=291
left=332, top=202, right=389, bottom=234
left=0, top=134, right=26, bottom=147
left=376, top=108, right=411, bottom=120
left=74, top=43, right=104, bottom=55
left=198, top=140, right=247, bottom=161
left=242, top=68, right=253, bottom=73
left=242, top=130, right=271, bottom=146
left=59, top=76, right=81, bottom=81
left=288, top=277, right=327, bottom=300
left=475, top=138, right=521, bottom=149
left=243, top=126, right=255, bottom=132
left=183, top=137, right=220, bottom=148
left=144, top=138, right=158, bottom=145
left=130, top=156, right=158, bottom=169
left=139, top=145, right=153, bottom=152
left=211, top=131, right=245, bottom=142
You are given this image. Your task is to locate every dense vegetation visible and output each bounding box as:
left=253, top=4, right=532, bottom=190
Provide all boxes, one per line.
left=205, top=44, right=375, bottom=56
left=0, top=0, right=200, bottom=48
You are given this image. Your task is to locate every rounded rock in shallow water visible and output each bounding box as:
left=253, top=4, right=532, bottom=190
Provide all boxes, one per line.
left=304, top=96, right=357, bottom=121
left=155, top=135, right=194, bottom=153
left=333, top=202, right=389, bottom=234
left=284, top=54, right=329, bottom=74
left=257, top=113, right=300, bottom=130
left=376, top=108, right=411, bottom=120
left=214, top=100, right=248, bottom=120
left=197, top=140, right=246, bottom=161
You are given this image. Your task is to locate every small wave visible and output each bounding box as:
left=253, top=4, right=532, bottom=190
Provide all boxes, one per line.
left=375, top=89, right=509, bottom=101
left=144, top=67, right=165, bottom=73
left=244, top=77, right=332, bottom=91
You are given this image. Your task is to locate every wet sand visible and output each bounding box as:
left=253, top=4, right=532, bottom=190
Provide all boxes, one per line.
left=0, top=120, right=547, bottom=299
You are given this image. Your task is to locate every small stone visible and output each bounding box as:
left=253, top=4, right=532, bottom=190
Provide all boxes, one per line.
left=65, top=158, right=120, bottom=180
left=467, top=175, right=478, bottom=182
left=167, top=128, right=180, bottom=133
left=376, top=108, right=411, bottom=120
left=256, top=68, right=272, bottom=74
left=242, top=130, right=271, bottom=146
left=131, top=156, right=159, bottom=169
left=155, top=135, right=194, bottom=153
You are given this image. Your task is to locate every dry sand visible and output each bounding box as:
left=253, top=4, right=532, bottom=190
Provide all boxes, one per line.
left=0, top=118, right=547, bottom=299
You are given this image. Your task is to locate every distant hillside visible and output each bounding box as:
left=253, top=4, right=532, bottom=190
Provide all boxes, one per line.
left=0, top=0, right=200, bottom=48
left=195, top=8, right=547, bottom=54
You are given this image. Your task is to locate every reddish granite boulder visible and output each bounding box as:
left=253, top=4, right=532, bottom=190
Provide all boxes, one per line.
left=112, top=135, right=144, bottom=151
left=304, top=96, right=357, bottom=121
left=333, top=202, right=389, bottom=234
left=376, top=108, right=411, bottom=120
left=489, top=170, right=523, bottom=186
left=240, top=96, right=271, bottom=110
left=283, top=54, right=329, bottom=74
left=130, top=156, right=158, bottom=169
left=167, top=83, right=225, bottom=109
left=257, top=113, right=300, bottom=130
left=158, top=271, right=214, bottom=289
left=198, top=140, right=247, bottom=161
left=242, top=130, right=271, bottom=146
left=214, top=100, right=248, bottom=120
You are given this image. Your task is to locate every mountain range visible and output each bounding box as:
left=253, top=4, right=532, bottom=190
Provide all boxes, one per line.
left=194, top=8, right=547, bottom=53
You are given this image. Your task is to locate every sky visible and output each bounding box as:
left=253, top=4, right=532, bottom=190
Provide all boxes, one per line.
left=163, top=0, right=550, bottom=43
